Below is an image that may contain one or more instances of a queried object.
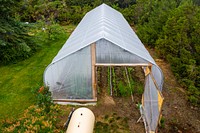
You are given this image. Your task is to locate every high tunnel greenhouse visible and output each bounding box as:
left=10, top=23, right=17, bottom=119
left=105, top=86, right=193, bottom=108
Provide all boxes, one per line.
left=44, top=3, right=164, bottom=132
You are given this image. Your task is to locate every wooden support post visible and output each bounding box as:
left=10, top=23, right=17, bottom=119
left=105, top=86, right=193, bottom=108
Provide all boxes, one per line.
left=110, top=66, right=112, bottom=96
left=149, top=72, right=164, bottom=98
left=91, top=43, right=97, bottom=100
left=96, top=63, right=151, bottom=67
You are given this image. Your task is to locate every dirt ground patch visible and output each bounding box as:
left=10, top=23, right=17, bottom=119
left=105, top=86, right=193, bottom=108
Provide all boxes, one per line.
left=90, top=66, right=145, bottom=132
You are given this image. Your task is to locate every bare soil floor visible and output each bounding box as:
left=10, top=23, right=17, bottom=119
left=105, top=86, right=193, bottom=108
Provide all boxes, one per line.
left=60, top=48, right=200, bottom=133
left=89, top=66, right=145, bottom=133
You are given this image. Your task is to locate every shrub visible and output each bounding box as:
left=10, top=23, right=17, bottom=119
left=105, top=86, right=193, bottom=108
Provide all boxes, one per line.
left=34, top=21, right=66, bottom=44
left=188, top=95, right=198, bottom=105
left=118, top=81, right=129, bottom=97
left=35, top=86, right=53, bottom=113
left=2, top=87, right=63, bottom=132
left=2, top=105, right=62, bottom=132
left=159, top=117, right=165, bottom=128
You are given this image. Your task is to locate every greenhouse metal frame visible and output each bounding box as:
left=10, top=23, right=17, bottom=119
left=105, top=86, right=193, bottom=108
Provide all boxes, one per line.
left=44, top=4, right=164, bottom=132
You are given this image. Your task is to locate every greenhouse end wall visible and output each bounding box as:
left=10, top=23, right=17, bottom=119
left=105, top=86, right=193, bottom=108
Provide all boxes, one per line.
left=44, top=46, right=93, bottom=100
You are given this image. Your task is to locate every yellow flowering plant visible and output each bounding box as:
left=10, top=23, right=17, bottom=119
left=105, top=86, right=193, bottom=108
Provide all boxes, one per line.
left=2, top=86, right=64, bottom=132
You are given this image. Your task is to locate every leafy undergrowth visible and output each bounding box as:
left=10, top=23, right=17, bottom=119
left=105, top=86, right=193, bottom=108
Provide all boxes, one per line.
left=94, top=113, right=130, bottom=133
left=1, top=104, right=131, bottom=133
left=1, top=105, right=63, bottom=133
left=1, top=86, right=65, bottom=132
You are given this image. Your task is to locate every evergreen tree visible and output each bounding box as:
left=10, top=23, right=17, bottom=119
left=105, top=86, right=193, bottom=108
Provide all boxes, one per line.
left=156, top=1, right=200, bottom=104
left=0, top=0, right=37, bottom=64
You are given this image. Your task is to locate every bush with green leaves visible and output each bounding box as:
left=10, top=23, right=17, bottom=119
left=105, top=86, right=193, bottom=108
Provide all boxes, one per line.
left=33, top=19, right=66, bottom=44
left=2, top=86, right=63, bottom=132
left=34, top=86, right=53, bottom=113
left=155, top=1, right=200, bottom=105
left=2, top=104, right=62, bottom=132
left=118, top=81, right=129, bottom=97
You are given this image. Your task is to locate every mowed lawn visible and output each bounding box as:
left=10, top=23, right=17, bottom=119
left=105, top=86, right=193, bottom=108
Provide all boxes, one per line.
left=0, top=25, right=75, bottom=120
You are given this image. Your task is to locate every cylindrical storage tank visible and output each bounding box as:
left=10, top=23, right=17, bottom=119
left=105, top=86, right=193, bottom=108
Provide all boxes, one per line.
left=66, top=107, right=95, bottom=133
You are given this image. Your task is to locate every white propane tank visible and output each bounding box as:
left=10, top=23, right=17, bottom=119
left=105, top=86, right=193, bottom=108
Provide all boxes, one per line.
left=66, top=107, right=95, bottom=133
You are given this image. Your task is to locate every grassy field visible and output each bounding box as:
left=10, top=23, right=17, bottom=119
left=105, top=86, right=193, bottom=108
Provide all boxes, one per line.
left=0, top=25, right=75, bottom=120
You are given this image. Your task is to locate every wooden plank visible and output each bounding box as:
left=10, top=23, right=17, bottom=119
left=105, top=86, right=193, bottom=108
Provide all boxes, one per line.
left=143, top=66, right=151, bottom=76
left=91, top=43, right=96, bottom=99
left=109, top=66, right=112, bottom=96
left=95, top=63, right=152, bottom=67
left=150, top=72, right=164, bottom=99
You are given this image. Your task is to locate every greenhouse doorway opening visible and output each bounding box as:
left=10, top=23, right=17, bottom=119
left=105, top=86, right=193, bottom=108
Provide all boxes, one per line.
left=95, top=65, right=146, bottom=101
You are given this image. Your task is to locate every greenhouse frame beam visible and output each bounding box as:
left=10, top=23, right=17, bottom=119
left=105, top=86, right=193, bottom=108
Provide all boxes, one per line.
left=95, top=63, right=152, bottom=67
left=53, top=98, right=97, bottom=103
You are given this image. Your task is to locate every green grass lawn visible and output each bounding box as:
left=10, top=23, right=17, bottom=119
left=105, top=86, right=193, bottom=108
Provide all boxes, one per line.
left=0, top=25, right=75, bottom=121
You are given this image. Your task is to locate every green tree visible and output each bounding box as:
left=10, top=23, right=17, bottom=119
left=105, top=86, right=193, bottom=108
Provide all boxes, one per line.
left=0, top=0, right=37, bottom=64
left=136, top=0, right=177, bottom=46
left=156, top=1, right=200, bottom=104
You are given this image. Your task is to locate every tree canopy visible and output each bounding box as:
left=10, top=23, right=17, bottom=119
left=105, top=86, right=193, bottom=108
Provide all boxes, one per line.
left=0, top=0, right=38, bottom=63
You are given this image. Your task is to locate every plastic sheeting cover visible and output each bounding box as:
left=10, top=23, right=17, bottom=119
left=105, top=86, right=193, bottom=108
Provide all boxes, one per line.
left=44, top=46, right=92, bottom=99
left=144, top=74, right=159, bottom=131
left=48, top=3, right=163, bottom=90
left=96, top=39, right=148, bottom=64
